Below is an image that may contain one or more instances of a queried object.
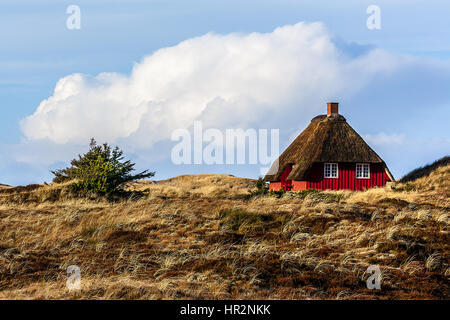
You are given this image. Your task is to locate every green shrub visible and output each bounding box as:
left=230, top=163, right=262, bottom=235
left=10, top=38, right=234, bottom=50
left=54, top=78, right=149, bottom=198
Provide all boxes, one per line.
left=51, top=138, right=155, bottom=195
left=249, top=177, right=269, bottom=197
left=269, top=188, right=285, bottom=198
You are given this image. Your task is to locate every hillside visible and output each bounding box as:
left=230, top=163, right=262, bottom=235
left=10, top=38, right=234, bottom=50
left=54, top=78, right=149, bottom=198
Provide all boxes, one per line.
left=124, top=174, right=256, bottom=198
left=400, top=156, right=450, bottom=183
left=0, top=169, right=448, bottom=300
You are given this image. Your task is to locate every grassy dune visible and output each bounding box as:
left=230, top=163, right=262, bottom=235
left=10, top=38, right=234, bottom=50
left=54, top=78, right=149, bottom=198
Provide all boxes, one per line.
left=0, top=168, right=448, bottom=300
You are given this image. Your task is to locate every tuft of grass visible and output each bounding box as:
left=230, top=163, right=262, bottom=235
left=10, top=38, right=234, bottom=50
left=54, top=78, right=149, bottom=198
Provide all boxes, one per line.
left=392, top=182, right=416, bottom=192
left=80, top=226, right=98, bottom=239
left=282, top=189, right=343, bottom=202
left=217, top=208, right=273, bottom=233
left=268, top=188, right=286, bottom=198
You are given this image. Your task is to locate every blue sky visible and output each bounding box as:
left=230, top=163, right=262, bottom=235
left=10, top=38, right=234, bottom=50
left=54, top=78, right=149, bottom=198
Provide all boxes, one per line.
left=1, top=0, right=449, bottom=185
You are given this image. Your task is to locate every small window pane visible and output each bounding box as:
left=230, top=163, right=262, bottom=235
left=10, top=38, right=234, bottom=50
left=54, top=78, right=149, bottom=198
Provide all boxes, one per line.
left=324, top=163, right=338, bottom=178
left=356, top=163, right=370, bottom=179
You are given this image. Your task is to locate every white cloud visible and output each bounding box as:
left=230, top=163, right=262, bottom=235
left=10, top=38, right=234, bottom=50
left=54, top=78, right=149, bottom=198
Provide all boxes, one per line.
left=20, top=22, right=399, bottom=149
left=364, top=133, right=406, bottom=146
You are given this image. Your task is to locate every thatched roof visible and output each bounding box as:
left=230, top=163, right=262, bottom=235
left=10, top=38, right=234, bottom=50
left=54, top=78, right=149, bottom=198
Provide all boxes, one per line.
left=264, top=114, right=394, bottom=181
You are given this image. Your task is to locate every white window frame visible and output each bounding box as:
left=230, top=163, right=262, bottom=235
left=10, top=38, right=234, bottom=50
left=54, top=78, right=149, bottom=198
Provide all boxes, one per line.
left=324, top=163, right=338, bottom=178
left=356, top=163, right=370, bottom=179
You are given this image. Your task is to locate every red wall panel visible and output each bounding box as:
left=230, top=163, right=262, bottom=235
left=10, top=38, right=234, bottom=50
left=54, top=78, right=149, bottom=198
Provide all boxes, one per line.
left=269, top=164, right=292, bottom=191
left=305, top=163, right=390, bottom=191
left=270, top=163, right=390, bottom=191
left=269, top=182, right=282, bottom=191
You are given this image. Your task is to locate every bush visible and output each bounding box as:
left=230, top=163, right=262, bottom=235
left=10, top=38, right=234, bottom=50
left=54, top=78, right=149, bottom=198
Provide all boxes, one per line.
left=249, top=177, right=269, bottom=196
left=51, top=138, right=155, bottom=194
left=269, top=188, right=285, bottom=198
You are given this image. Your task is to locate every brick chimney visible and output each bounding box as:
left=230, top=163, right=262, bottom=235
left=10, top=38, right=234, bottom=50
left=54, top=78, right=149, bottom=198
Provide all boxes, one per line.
left=327, top=102, right=339, bottom=116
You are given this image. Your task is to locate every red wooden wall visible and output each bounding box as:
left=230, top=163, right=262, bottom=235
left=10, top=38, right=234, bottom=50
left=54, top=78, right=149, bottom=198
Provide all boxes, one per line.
left=279, top=164, right=293, bottom=190
left=269, top=162, right=390, bottom=191
left=304, top=162, right=390, bottom=191
left=269, top=164, right=292, bottom=191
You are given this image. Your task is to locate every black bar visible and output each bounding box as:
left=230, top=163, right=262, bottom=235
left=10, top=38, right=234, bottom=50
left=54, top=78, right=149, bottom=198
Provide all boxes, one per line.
left=0, top=300, right=447, bottom=319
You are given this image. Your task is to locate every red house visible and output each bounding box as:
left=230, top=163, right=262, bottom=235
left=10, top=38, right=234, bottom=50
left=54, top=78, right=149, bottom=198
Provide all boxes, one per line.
left=264, top=102, right=394, bottom=191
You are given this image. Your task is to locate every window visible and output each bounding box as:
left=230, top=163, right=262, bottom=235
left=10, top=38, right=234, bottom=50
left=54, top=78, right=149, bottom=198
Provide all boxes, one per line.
left=324, top=163, right=338, bottom=178
left=356, top=163, right=370, bottom=179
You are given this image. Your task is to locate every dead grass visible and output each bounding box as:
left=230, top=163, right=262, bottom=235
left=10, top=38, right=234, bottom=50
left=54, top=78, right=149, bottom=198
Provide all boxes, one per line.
left=395, top=164, right=450, bottom=193
left=123, top=174, right=256, bottom=199
left=0, top=173, right=448, bottom=300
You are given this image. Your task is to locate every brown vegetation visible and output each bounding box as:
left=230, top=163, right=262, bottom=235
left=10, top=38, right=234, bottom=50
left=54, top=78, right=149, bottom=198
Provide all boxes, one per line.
left=0, top=169, right=448, bottom=300
left=399, top=156, right=450, bottom=183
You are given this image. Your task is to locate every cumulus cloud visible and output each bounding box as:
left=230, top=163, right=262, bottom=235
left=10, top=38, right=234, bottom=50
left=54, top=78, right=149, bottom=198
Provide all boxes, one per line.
left=21, top=22, right=399, bottom=148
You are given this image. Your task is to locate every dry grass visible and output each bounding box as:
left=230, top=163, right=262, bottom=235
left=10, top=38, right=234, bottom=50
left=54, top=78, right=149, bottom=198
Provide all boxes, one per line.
left=0, top=172, right=448, bottom=300
left=124, top=174, right=255, bottom=198
left=396, top=163, right=450, bottom=193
